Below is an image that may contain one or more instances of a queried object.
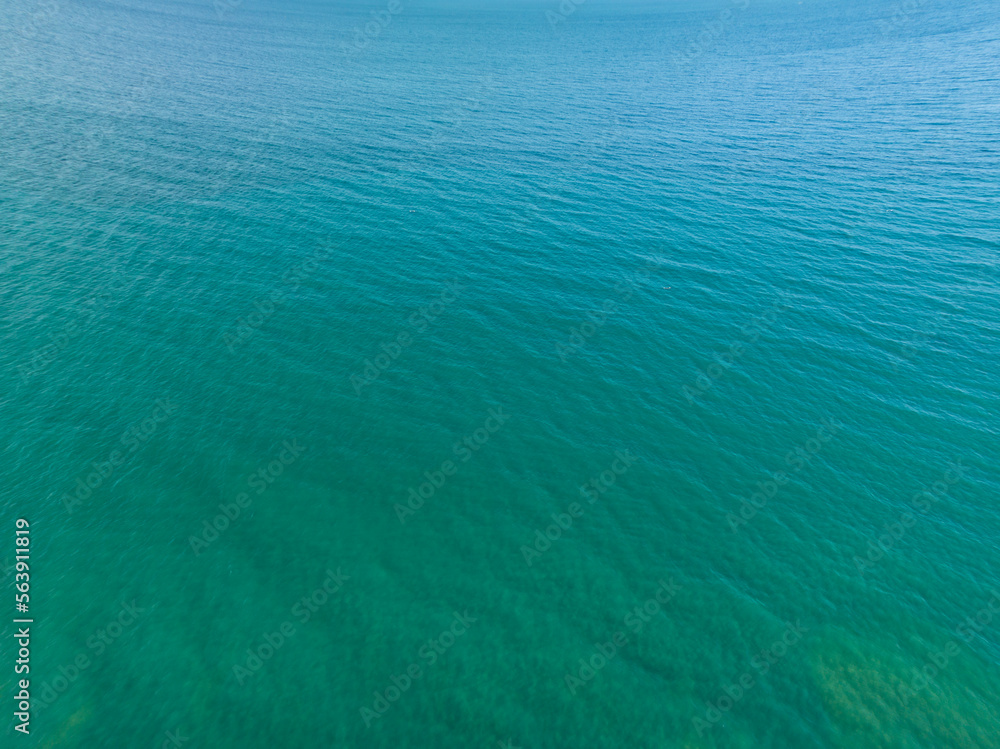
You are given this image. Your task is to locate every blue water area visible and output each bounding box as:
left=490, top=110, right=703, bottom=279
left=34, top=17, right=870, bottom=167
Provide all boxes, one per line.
left=1, top=0, right=998, bottom=746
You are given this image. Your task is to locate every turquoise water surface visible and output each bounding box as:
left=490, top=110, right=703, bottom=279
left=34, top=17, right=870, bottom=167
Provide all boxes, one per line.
left=2, top=0, right=999, bottom=746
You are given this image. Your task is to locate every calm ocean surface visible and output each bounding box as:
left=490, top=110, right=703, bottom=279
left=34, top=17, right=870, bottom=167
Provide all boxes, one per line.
left=1, top=0, right=998, bottom=746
